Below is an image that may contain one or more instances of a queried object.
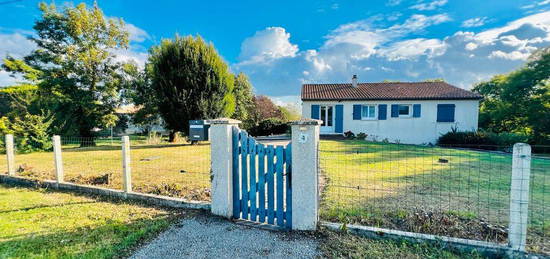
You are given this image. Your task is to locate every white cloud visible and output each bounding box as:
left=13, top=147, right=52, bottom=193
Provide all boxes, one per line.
left=522, top=0, right=550, bottom=9
left=235, top=11, right=550, bottom=97
left=378, top=38, right=446, bottom=60
left=0, top=32, right=36, bottom=86
left=461, top=17, right=488, bottom=28
left=125, top=23, right=150, bottom=43
left=238, top=27, right=299, bottom=64
left=410, top=0, right=448, bottom=11
left=387, top=0, right=402, bottom=6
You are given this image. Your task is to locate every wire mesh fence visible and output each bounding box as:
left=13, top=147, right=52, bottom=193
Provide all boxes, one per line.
left=129, top=136, right=211, bottom=201
left=60, top=136, right=123, bottom=190
left=2, top=134, right=211, bottom=202
left=319, top=139, right=549, bottom=255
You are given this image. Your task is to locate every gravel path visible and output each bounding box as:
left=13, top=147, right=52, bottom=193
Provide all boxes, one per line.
left=130, top=214, right=320, bottom=259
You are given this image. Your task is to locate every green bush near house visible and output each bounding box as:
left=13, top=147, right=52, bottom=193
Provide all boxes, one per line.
left=437, top=129, right=531, bottom=148
left=247, top=118, right=289, bottom=136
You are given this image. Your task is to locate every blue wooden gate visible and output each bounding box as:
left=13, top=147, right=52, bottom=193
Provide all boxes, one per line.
left=232, top=127, right=292, bottom=228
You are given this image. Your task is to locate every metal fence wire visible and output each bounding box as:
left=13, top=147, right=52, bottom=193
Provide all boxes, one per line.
left=2, top=135, right=211, bottom=202
left=318, top=140, right=549, bottom=255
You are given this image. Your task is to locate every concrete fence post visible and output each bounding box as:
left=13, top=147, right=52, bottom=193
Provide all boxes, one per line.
left=122, top=136, right=132, bottom=193
left=52, top=135, right=64, bottom=184
left=5, top=134, right=15, bottom=176
left=508, top=143, right=531, bottom=253
left=290, top=119, right=321, bottom=230
left=209, top=118, right=241, bottom=218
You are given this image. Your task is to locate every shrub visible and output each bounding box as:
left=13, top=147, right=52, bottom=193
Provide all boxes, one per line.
left=247, top=118, right=289, bottom=136
left=437, top=129, right=530, bottom=149
left=344, top=131, right=355, bottom=139
left=356, top=132, right=367, bottom=140
left=0, top=114, right=53, bottom=153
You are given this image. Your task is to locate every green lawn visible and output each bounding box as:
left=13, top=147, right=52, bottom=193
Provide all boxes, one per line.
left=1, top=138, right=211, bottom=201
left=0, top=184, right=181, bottom=258
left=319, top=140, right=549, bottom=254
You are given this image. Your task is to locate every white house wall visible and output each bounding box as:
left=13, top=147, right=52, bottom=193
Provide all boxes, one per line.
left=302, top=100, right=479, bottom=145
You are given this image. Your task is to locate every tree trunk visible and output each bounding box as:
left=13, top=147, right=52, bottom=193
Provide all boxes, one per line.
left=168, top=131, right=177, bottom=143
left=79, top=127, right=96, bottom=147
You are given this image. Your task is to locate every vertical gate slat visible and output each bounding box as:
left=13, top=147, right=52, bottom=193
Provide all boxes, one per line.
left=240, top=131, right=249, bottom=220
left=275, top=146, right=285, bottom=227
left=266, top=145, right=275, bottom=225
left=285, top=143, right=292, bottom=228
left=248, top=138, right=257, bottom=221
left=257, top=144, right=266, bottom=223
left=232, top=127, right=240, bottom=219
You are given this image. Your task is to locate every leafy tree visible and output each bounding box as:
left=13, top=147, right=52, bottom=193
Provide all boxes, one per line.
left=247, top=95, right=283, bottom=127
left=278, top=104, right=301, bottom=121
left=473, top=47, right=550, bottom=143
left=2, top=2, right=132, bottom=145
left=232, top=73, right=254, bottom=124
left=147, top=35, right=235, bottom=141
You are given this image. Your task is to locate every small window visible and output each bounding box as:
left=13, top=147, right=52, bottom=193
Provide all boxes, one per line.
left=398, top=105, right=411, bottom=117
left=361, top=105, right=376, bottom=120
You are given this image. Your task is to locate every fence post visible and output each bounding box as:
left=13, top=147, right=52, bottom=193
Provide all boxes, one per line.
left=5, top=134, right=15, bottom=176
left=290, top=119, right=321, bottom=230
left=508, top=143, right=531, bottom=254
left=122, top=136, right=132, bottom=193
left=209, top=118, right=241, bottom=218
left=52, top=135, right=64, bottom=184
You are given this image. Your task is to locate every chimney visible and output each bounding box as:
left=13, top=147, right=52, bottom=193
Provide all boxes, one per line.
left=352, top=75, right=358, bottom=88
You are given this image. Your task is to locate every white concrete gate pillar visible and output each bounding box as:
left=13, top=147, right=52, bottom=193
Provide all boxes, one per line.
left=209, top=118, right=241, bottom=218
left=290, top=119, right=321, bottom=230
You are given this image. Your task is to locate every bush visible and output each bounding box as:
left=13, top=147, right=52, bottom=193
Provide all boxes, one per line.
left=247, top=118, right=289, bottom=137
left=437, top=129, right=530, bottom=149
left=344, top=131, right=355, bottom=139
left=356, top=132, right=367, bottom=140
left=0, top=114, right=53, bottom=153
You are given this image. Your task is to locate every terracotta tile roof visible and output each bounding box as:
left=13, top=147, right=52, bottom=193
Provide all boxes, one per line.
left=301, top=82, right=482, bottom=101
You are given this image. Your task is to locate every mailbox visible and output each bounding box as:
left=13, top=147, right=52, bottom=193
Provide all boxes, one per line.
left=189, top=120, right=210, bottom=141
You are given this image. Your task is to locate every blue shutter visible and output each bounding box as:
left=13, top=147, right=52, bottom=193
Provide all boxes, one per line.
left=413, top=104, right=421, bottom=118
left=311, top=105, right=320, bottom=119
left=378, top=104, right=387, bottom=120
left=391, top=104, right=399, bottom=118
left=335, top=105, right=343, bottom=133
left=437, top=104, right=455, bottom=122
left=352, top=105, right=361, bottom=120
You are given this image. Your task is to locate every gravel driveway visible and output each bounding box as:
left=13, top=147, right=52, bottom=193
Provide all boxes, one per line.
left=130, top=213, right=319, bottom=259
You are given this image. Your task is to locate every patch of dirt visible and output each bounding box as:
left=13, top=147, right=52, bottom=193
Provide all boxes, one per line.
left=17, top=164, right=54, bottom=180
left=68, top=173, right=112, bottom=185
left=134, top=183, right=211, bottom=201
left=329, top=209, right=508, bottom=244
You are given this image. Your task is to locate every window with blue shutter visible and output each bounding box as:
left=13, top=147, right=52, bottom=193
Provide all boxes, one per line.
left=391, top=104, right=399, bottom=117
left=311, top=105, right=320, bottom=119
left=378, top=104, right=387, bottom=120
left=353, top=105, right=361, bottom=120
left=335, top=105, right=343, bottom=133
left=413, top=104, right=421, bottom=118
left=437, top=104, right=455, bottom=122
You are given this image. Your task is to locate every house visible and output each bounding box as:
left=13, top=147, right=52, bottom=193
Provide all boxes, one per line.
left=301, top=76, right=483, bottom=144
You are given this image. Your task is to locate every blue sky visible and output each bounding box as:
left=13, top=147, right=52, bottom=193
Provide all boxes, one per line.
left=1, top=0, right=550, bottom=104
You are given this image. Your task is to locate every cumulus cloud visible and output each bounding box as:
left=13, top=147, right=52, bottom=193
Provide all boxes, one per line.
left=234, top=11, right=550, bottom=97
left=410, top=0, right=448, bottom=11
left=125, top=23, right=150, bottom=43
left=461, top=17, right=488, bottom=28
left=238, top=27, right=298, bottom=64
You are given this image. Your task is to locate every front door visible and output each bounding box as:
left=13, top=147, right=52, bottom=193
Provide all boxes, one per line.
left=320, top=105, right=334, bottom=133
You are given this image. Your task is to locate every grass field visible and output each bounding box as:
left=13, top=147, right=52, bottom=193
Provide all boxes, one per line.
left=319, top=140, right=549, bottom=254
left=0, top=184, right=181, bottom=258
left=0, top=137, right=211, bottom=201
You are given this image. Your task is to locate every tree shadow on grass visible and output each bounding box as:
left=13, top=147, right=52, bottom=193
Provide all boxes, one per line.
left=0, top=216, right=174, bottom=259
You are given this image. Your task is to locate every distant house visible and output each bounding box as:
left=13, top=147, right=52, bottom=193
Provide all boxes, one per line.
left=301, top=76, right=483, bottom=144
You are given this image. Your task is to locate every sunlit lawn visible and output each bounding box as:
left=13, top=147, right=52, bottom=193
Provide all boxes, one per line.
left=0, top=184, right=180, bottom=258
left=1, top=140, right=211, bottom=201
left=319, top=140, right=549, bottom=253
